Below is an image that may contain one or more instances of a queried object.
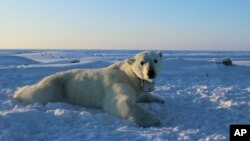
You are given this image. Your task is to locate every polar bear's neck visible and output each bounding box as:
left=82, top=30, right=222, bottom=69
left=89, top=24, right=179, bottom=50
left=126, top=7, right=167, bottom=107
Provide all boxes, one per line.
left=120, top=62, right=141, bottom=90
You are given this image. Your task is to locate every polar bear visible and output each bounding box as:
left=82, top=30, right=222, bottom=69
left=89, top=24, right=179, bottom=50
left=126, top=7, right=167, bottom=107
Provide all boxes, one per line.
left=14, top=51, right=164, bottom=127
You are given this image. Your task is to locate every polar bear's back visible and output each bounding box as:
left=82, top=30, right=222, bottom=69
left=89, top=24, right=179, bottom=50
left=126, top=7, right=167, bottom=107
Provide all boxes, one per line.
left=62, top=65, right=127, bottom=108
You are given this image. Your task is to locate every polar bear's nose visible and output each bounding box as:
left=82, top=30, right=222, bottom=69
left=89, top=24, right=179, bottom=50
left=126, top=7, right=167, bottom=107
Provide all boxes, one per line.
left=148, top=69, right=155, bottom=79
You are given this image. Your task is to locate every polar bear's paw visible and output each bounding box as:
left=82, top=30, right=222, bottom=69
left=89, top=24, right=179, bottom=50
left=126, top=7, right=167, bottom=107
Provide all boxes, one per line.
left=137, top=94, right=165, bottom=104
left=134, top=112, right=161, bottom=127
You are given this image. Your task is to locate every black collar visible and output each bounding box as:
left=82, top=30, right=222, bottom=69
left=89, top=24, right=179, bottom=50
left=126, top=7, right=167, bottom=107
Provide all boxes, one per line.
left=139, top=79, right=155, bottom=92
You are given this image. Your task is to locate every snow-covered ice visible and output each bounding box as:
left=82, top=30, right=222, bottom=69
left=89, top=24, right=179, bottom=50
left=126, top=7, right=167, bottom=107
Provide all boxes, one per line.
left=0, top=50, right=249, bottom=141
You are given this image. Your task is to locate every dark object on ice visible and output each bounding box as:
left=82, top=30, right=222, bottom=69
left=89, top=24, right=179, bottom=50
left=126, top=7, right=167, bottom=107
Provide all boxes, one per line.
left=222, top=58, right=232, bottom=66
left=70, top=59, right=80, bottom=63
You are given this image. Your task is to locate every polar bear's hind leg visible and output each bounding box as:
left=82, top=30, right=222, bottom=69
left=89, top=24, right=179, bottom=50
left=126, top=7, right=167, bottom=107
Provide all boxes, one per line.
left=14, top=76, right=65, bottom=104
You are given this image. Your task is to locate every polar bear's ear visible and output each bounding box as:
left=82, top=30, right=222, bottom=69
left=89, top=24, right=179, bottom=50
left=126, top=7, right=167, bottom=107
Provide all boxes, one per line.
left=157, top=51, right=163, bottom=58
left=126, top=58, right=135, bottom=65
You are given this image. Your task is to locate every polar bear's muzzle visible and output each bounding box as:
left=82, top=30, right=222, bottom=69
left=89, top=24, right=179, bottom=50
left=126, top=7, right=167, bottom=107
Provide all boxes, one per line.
left=147, top=69, right=156, bottom=79
left=142, top=64, right=157, bottom=81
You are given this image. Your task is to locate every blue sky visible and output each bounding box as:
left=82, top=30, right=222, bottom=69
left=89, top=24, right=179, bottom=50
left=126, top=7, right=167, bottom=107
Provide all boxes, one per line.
left=0, top=0, right=249, bottom=50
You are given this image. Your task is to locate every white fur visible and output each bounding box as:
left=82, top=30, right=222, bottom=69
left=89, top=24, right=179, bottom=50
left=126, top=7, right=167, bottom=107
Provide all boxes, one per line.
left=14, top=51, right=164, bottom=127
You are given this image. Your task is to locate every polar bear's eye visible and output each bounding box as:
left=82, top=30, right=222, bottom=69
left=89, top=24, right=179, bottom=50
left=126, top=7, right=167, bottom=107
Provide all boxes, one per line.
left=154, top=59, right=158, bottom=63
left=140, top=61, right=145, bottom=65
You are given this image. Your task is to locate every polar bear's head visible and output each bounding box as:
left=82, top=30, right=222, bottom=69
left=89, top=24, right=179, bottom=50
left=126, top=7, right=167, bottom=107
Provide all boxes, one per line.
left=127, top=51, right=163, bottom=82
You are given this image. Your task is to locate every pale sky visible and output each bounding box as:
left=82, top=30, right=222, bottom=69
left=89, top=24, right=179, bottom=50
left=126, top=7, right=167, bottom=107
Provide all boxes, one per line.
left=0, top=0, right=249, bottom=50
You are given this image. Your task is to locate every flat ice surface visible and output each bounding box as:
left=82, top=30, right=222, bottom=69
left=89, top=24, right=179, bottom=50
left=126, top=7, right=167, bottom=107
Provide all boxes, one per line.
left=0, top=50, right=249, bottom=141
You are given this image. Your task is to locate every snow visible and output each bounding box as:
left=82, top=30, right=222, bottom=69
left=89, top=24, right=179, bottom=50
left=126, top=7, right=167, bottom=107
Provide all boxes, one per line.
left=0, top=50, right=250, bottom=141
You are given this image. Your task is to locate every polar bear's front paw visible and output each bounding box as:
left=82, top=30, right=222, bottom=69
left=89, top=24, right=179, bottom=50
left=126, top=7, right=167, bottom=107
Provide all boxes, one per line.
left=135, top=113, right=161, bottom=127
